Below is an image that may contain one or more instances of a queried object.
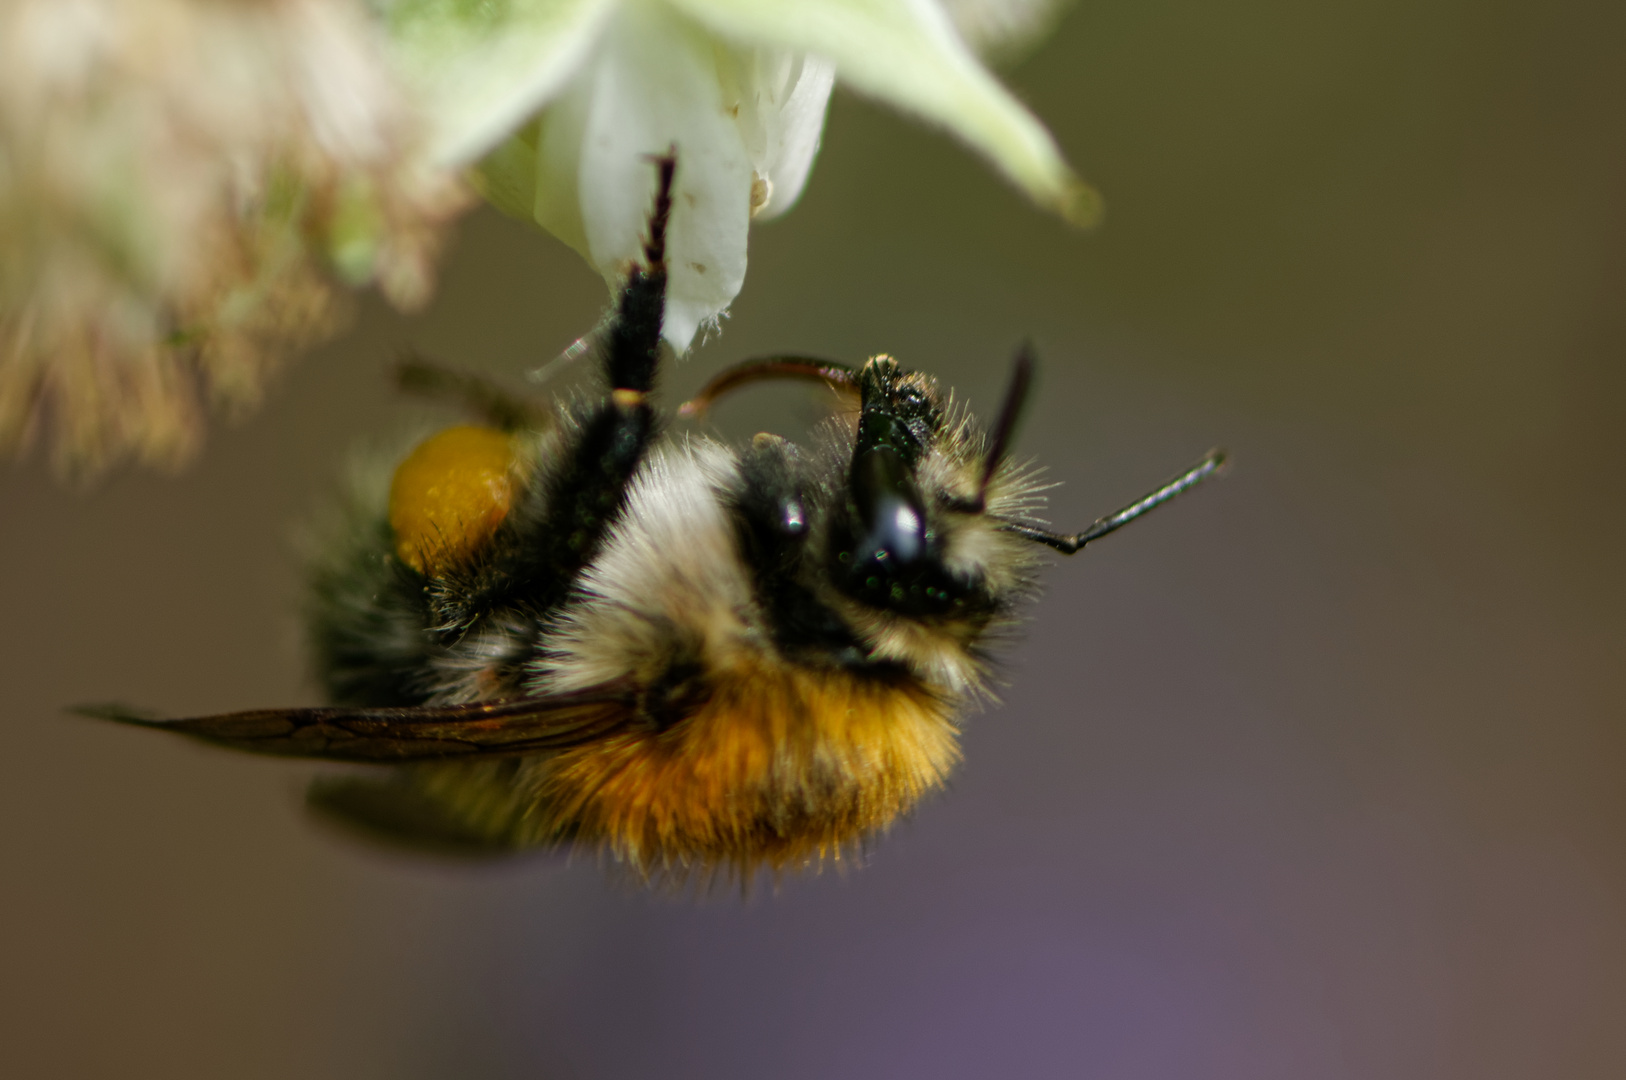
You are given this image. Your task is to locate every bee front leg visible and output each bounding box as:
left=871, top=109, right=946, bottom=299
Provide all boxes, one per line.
left=482, top=152, right=679, bottom=619
left=606, top=149, right=674, bottom=399
left=405, top=154, right=681, bottom=634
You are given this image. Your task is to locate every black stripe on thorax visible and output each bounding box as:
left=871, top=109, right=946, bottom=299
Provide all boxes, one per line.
left=726, top=435, right=874, bottom=669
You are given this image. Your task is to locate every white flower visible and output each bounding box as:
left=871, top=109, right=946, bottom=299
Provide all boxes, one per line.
left=0, top=0, right=1083, bottom=477
left=384, top=0, right=1095, bottom=352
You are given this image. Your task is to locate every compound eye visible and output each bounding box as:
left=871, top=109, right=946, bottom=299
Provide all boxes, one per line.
left=851, top=446, right=929, bottom=566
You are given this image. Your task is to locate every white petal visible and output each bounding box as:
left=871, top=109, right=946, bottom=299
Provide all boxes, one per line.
left=473, top=124, right=543, bottom=222
left=562, top=1, right=754, bottom=352
left=672, top=0, right=1098, bottom=224
left=714, top=49, right=836, bottom=219
left=531, top=79, right=594, bottom=258
left=381, top=0, right=617, bottom=166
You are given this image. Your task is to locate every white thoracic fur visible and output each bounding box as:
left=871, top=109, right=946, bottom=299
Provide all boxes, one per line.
left=517, top=408, right=1049, bottom=702
left=532, top=439, right=759, bottom=696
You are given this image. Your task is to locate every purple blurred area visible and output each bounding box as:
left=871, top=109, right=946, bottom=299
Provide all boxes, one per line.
left=3, top=1, right=1624, bottom=1077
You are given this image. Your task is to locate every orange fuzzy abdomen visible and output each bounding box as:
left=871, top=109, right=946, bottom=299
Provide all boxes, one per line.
left=534, top=665, right=961, bottom=874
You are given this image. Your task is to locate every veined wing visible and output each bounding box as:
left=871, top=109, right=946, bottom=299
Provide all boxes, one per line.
left=74, top=688, right=635, bottom=763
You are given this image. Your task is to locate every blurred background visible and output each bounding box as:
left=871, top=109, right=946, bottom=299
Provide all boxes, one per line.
left=3, top=0, right=1623, bottom=1076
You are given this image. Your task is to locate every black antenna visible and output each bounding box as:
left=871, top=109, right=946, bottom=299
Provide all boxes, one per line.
left=975, top=343, right=1036, bottom=508
left=1003, top=449, right=1227, bottom=554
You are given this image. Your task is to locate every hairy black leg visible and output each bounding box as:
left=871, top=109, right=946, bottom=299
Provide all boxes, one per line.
left=607, top=150, right=674, bottom=395
left=522, top=150, right=674, bottom=604
left=435, top=151, right=678, bottom=628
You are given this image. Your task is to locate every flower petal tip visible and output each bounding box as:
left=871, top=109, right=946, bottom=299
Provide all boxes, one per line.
left=1056, top=177, right=1104, bottom=229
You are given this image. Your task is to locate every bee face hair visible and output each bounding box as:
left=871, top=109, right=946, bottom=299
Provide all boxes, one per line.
left=88, top=153, right=1224, bottom=883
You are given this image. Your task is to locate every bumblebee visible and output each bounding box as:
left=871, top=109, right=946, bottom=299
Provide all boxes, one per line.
left=91, top=154, right=1224, bottom=879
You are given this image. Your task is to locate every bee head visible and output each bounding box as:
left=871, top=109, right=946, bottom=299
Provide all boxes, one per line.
left=681, top=347, right=1047, bottom=665
left=830, top=355, right=1024, bottom=619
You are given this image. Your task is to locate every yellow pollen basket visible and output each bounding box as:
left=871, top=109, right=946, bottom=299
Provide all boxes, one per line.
left=388, top=426, right=517, bottom=576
